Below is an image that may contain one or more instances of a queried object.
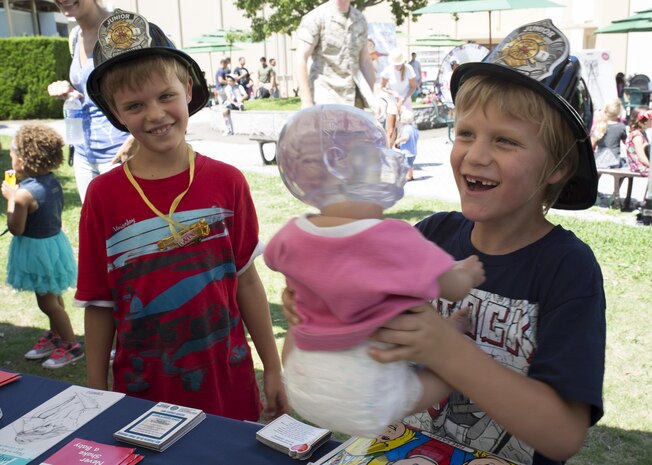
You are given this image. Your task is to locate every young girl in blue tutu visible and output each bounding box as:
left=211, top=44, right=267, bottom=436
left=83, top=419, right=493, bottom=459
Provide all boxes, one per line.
left=2, top=124, right=82, bottom=369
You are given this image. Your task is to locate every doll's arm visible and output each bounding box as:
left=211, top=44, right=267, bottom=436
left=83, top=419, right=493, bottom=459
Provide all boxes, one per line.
left=438, top=255, right=485, bottom=302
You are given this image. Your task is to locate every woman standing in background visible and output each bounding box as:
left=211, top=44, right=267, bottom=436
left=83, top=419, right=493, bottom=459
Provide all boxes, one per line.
left=380, top=49, right=417, bottom=147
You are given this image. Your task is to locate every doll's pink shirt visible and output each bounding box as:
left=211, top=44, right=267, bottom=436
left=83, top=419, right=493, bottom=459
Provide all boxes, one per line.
left=263, top=215, right=455, bottom=350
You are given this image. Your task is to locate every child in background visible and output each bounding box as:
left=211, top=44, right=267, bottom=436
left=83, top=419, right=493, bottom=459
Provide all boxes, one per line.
left=591, top=99, right=626, bottom=169
left=394, top=109, right=419, bottom=181
left=284, top=19, right=605, bottom=465
left=76, top=9, right=288, bottom=421
left=264, top=104, right=485, bottom=437
left=2, top=124, right=81, bottom=369
left=221, top=73, right=248, bottom=136
left=625, top=108, right=650, bottom=176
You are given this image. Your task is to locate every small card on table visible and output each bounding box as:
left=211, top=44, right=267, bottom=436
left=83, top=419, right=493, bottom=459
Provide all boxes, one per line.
left=256, top=414, right=332, bottom=460
left=114, top=402, right=206, bottom=452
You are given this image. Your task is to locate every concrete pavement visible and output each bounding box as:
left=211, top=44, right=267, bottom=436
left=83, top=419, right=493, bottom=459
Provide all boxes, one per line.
left=186, top=107, right=648, bottom=226
left=1, top=107, right=648, bottom=225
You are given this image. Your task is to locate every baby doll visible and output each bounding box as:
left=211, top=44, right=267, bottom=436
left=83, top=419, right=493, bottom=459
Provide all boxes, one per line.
left=264, top=105, right=485, bottom=437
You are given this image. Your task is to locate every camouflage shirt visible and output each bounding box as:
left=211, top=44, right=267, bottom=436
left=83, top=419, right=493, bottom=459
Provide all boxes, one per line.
left=297, top=2, right=368, bottom=106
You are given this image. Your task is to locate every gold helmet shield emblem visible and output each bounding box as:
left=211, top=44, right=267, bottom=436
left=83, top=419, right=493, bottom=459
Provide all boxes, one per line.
left=491, top=19, right=567, bottom=81
left=502, top=33, right=549, bottom=67
left=99, top=9, right=150, bottom=59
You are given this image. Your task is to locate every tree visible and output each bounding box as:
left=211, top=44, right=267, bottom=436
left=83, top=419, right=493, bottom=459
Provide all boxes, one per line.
left=234, top=0, right=429, bottom=42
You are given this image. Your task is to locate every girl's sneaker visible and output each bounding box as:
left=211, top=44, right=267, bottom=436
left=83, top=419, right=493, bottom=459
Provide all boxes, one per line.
left=24, top=331, right=59, bottom=360
left=41, top=341, right=85, bottom=369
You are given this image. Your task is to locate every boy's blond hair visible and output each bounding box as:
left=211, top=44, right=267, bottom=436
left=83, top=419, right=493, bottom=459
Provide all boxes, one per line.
left=99, top=54, right=190, bottom=112
left=13, top=124, right=64, bottom=176
left=455, top=75, right=579, bottom=212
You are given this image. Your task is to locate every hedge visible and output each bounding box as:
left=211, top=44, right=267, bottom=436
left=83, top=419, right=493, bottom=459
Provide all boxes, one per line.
left=0, top=37, right=71, bottom=120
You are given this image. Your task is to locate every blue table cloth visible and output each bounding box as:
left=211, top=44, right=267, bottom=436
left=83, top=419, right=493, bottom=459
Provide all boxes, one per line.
left=0, top=372, right=339, bottom=464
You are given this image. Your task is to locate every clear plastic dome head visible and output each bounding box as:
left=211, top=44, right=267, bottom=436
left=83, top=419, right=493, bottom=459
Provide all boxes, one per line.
left=277, top=105, right=408, bottom=210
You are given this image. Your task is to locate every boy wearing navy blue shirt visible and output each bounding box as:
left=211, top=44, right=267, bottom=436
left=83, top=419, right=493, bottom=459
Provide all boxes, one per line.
left=368, top=19, right=605, bottom=465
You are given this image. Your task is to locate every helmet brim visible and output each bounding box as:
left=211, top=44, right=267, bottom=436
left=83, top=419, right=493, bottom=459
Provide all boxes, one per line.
left=87, top=26, right=209, bottom=133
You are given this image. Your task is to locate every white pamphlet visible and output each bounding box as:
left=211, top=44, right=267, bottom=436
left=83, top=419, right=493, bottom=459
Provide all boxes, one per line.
left=0, top=385, right=125, bottom=465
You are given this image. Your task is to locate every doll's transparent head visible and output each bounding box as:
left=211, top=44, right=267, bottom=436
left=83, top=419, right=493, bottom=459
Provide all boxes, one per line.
left=277, top=105, right=407, bottom=210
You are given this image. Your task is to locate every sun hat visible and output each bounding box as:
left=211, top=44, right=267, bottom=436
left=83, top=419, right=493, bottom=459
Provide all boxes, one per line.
left=450, top=18, right=597, bottom=211
left=87, top=9, right=209, bottom=132
left=277, top=104, right=407, bottom=210
left=387, top=48, right=406, bottom=66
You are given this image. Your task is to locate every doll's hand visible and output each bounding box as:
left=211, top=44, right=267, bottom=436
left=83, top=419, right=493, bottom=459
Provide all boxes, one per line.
left=454, top=255, right=485, bottom=288
left=281, top=286, right=301, bottom=326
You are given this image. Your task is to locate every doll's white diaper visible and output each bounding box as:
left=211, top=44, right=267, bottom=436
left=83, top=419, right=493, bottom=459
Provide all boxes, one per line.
left=283, top=341, right=423, bottom=438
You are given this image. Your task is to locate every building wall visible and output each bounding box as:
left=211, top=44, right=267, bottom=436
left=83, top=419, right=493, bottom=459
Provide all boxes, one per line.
left=0, top=8, right=34, bottom=37
left=0, top=8, right=11, bottom=36
left=97, top=0, right=652, bottom=98
left=109, top=0, right=294, bottom=95
left=37, top=12, right=63, bottom=36
left=1, top=8, right=70, bottom=38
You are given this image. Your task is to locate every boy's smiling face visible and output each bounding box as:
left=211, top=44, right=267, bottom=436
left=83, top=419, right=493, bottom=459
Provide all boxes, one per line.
left=112, top=70, right=192, bottom=155
left=451, top=103, right=562, bottom=225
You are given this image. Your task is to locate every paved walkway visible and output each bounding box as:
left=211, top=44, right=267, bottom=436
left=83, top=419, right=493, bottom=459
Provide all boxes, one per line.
left=1, top=107, right=649, bottom=226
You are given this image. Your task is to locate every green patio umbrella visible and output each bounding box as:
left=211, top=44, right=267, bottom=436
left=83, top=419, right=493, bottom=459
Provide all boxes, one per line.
left=183, top=43, right=243, bottom=54
left=185, top=28, right=251, bottom=78
left=595, top=9, right=652, bottom=34
left=409, top=33, right=465, bottom=48
left=191, top=28, right=250, bottom=42
left=190, top=28, right=252, bottom=56
left=182, top=43, right=244, bottom=86
left=413, top=0, right=565, bottom=47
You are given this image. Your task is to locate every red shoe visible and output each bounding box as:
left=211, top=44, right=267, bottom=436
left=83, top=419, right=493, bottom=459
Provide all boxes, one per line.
left=24, top=331, right=58, bottom=360
left=41, top=341, right=85, bottom=369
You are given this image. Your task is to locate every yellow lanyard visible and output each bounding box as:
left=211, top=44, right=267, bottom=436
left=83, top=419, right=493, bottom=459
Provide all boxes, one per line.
left=124, top=144, right=195, bottom=242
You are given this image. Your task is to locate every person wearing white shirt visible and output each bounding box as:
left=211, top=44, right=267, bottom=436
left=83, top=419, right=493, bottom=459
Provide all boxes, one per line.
left=380, top=48, right=417, bottom=147
left=221, top=74, right=248, bottom=135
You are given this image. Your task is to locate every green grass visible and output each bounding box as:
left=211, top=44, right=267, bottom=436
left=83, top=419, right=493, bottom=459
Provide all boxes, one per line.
left=245, top=97, right=301, bottom=111
left=243, top=96, right=430, bottom=111
left=0, top=134, right=651, bottom=463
